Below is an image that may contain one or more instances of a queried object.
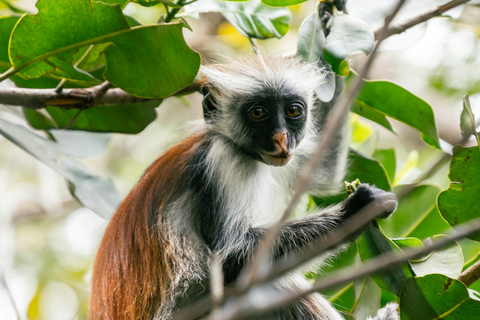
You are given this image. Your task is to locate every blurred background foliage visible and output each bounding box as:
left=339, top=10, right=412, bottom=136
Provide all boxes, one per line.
left=0, top=0, right=480, bottom=319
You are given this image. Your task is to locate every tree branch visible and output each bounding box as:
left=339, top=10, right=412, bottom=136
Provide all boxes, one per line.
left=375, top=0, right=471, bottom=39
left=0, top=82, right=200, bottom=109
left=223, top=217, right=480, bottom=320
left=459, top=258, right=480, bottom=287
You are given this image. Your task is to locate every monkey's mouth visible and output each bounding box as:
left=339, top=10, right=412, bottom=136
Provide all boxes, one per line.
left=261, top=151, right=293, bottom=167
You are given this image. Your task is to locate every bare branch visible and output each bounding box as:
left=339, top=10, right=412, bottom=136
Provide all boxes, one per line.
left=375, top=0, right=471, bottom=39
left=0, top=81, right=200, bottom=109
left=459, top=258, right=480, bottom=287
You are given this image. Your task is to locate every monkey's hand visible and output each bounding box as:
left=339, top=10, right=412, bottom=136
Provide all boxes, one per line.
left=341, top=183, right=397, bottom=221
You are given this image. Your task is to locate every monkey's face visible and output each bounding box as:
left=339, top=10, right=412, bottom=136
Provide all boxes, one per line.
left=237, top=92, right=308, bottom=167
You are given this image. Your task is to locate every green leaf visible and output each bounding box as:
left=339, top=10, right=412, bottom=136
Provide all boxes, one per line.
left=379, top=184, right=441, bottom=238
left=358, top=222, right=414, bottom=296
left=460, top=95, right=480, bottom=144
left=314, top=148, right=391, bottom=207
left=400, top=274, right=480, bottom=320
left=9, top=0, right=130, bottom=78
left=407, top=207, right=452, bottom=241
left=0, top=15, right=20, bottom=66
left=438, top=146, right=480, bottom=241
left=409, top=235, right=463, bottom=279
left=132, top=0, right=181, bottom=8
left=8, top=0, right=200, bottom=98
left=75, top=44, right=110, bottom=72
left=354, top=80, right=440, bottom=148
left=296, top=12, right=336, bottom=103
left=347, top=149, right=392, bottom=191
left=324, top=12, right=373, bottom=75
left=352, top=277, right=381, bottom=320
left=392, top=237, right=424, bottom=250
left=24, top=100, right=160, bottom=133
left=104, top=24, right=200, bottom=98
left=0, top=118, right=120, bottom=218
left=97, top=0, right=129, bottom=6
left=184, top=0, right=291, bottom=39
left=372, top=149, right=396, bottom=182
left=262, top=0, right=307, bottom=6
left=352, top=101, right=395, bottom=133
left=328, top=284, right=355, bottom=314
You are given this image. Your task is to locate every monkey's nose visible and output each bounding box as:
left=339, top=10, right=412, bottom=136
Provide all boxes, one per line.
left=273, top=132, right=288, bottom=150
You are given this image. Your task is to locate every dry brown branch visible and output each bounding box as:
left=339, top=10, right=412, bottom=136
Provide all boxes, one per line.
left=375, top=0, right=471, bottom=39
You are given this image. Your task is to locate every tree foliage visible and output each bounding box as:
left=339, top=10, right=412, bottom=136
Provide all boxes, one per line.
left=1, top=0, right=480, bottom=319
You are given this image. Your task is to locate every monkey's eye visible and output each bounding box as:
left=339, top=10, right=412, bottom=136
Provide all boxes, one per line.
left=285, top=105, right=303, bottom=118
left=249, top=107, right=268, bottom=120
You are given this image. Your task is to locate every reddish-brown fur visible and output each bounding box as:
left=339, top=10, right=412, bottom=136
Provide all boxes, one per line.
left=89, top=133, right=207, bottom=320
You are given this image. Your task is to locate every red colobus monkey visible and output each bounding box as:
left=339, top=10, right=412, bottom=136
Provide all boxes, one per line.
left=90, top=56, right=398, bottom=320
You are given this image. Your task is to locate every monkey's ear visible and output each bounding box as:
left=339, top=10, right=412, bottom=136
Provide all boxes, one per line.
left=202, top=86, right=217, bottom=123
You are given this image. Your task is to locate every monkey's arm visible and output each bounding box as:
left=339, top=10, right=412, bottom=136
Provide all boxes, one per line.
left=221, top=184, right=396, bottom=284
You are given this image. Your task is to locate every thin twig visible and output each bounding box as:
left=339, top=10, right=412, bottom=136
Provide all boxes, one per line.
left=375, top=0, right=471, bottom=39
left=459, top=258, right=480, bottom=287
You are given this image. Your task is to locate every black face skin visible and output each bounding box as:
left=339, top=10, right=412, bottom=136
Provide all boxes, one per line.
left=237, top=90, right=308, bottom=166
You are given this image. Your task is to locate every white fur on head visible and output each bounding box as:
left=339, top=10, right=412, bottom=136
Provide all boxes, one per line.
left=200, top=55, right=326, bottom=142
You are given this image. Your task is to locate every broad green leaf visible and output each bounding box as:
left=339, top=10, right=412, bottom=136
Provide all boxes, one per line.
left=352, top=101, right=395, bottom=133
left=9, top=0, right=129, bottom=79
left=324, top=13, right=373, bottom=75
left=184, top=0, right=291, bottom=39
left=373, top=149, right=396, bottom=182
left=352, top=277, right=381, bottom=320
left=97, top=0, right=130, bottom=6
left=354, top=80, right=440, bottom=149
left=328, top=283, right=355, bottom=314
left=132, top=0, right=181, bottom=8
left=24, top=100, right=160, bottom=133
left=460, top=95, right=480, bottom=144
left=314, top=148, right=391, bottom=207
left=409, top=235, right=463, bottom=279
left=75, top=44, right=110, bottom=72
left=309, top=242, right=358, bottom=280
left=358, top=222, right=414, bottom=296
left=324, top=50, right=349, bottom=76
left=392, top=237, right=423, bottom=250
left=407, top=207, right=452, bottom=241
left=8, top=0, right=200, bottom=98
left=104, top=24, right=200, bottom=98
left=438, top=146, right=480, bottom=241
left=262, top=0, right=307, bottom=6
left=400, top=274, right=480, bottom=320
left=379, top=184, right=440, bottom=238
left=0, top=118, right=120, bottom=218
left=0, top=15, right=20, bottom=66
left=347, top=149, right=391, bottom=191
left=296, top=12, right=335, bottom=102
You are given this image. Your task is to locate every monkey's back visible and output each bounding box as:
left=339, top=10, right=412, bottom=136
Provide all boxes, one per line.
left=89, top=133, right=212, bottom=320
